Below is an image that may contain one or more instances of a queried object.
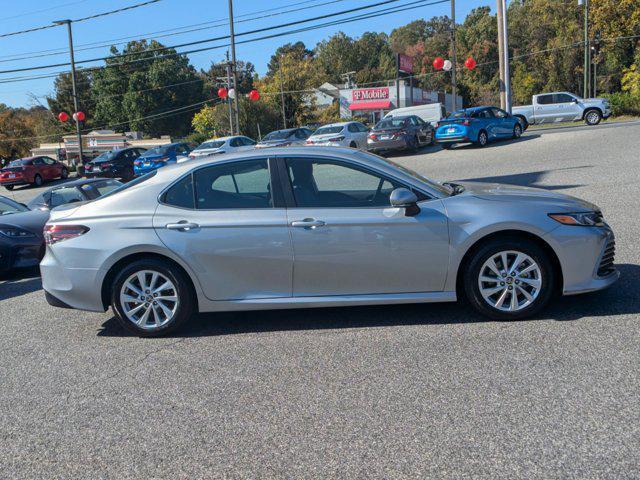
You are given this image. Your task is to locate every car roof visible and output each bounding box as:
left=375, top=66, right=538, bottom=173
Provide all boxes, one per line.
left=201, top=136, right=244, bottom=142
left=317, top=122, right=354, bottom=128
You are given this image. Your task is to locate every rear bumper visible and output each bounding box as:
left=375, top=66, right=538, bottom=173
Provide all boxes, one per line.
left=435, top=135, right=469, bottom=144
left=367, top=138, right=408, bottom=151
left=0, top=178, right=29, bottom=187
left=84, top=171, right=117, bottom=178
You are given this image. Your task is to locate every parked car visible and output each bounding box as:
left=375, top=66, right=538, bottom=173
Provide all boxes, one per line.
left=367, top=115, right=434, bottom=154
left=255, top=128, right=314, bottom=148
left=0, top=156, right=69, bottom=191
left=133, top=143, right=192, bottom=176
left=435, top=106, right=523, bottom=149
left=383, top=103, right=447, bottom=127
left=185, top=136, right=256, bottom=161
left=0, top=195, right=49, bottom=275
left=512, top=92, right=611, bottom=128
left=27, top=177, right=122, bottom=210
left=305, top=121, right=369, bottom=149
left=84, top=147, right=147, bottom=181
left=41, top=147, right=618, bottom=336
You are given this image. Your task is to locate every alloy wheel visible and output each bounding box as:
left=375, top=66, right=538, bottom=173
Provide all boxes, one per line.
left=478, top=132, right=488, bottom=146
left=477, top=250, right=542, bottom=312
left=119, top=270, right=179, bottom=330
left=514, top=124, right=522, bottom=138
left=586, top=111, right=600, bottom=125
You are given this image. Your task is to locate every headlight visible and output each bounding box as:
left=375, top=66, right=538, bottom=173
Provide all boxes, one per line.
left=548, top=212, right=604, bottom=226
left=0, top=226, right=36, bottom=238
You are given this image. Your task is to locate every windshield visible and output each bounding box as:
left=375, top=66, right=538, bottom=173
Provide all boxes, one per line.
left=367, top=154, right=453, bottom=196
left=313, top=126, right=344, bottom=135
left=375, top=118, right=406, bottom=129
left=7, top=159, right=31, bottom=167
left=141, top=145, right=172, bottom=157
left=0, top=197, right=28, bottom=215
left=92, top=151, right=118, bottom=163
left=448, top=109, right=469, bottom=118
left=263, top=130, right=293, bottom=141
left=196, top=140, right=225, bottom=150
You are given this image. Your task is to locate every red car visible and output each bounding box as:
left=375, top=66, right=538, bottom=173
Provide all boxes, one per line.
left=0, top=156, right=69, bottom=191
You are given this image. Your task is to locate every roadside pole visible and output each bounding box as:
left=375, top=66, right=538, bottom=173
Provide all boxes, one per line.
left=581, top=0, right=591, bottom=98
left=279, top=54, right=287, bottom=129
left=225, top=51, right=234, bottom=134
left=227, top=0, right=240, bottom=134
left=54, top=19, right=84, bottom=170
left=395, top=54, right=401, bottom=108
left=496, top=1, right=506, bottom=110
left=450, top=0, right=457, bottom=112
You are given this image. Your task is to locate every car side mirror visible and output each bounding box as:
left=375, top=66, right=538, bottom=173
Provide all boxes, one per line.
left=390, top=188, right=420, bottom=217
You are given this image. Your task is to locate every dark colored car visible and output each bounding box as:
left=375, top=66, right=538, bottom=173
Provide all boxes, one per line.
left=0, top=156, right=69, bottom=191
left=133, top=143, right=192, bottom=176
left=367, top=115, right=435, bottom=154
left=84, top=147, right=147, bottom=181
left=0, top=195, right=49, bottom=274
left=435, top=106, right=523, bottom=149
left=27, top=178, right=122, bottom=210
left=255, top=128, right=314, bottom=148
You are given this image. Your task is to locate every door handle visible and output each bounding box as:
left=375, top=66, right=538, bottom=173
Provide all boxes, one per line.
left=291, top=219, right=326, bottom=229
left=166, top=221, right=200, bottom=231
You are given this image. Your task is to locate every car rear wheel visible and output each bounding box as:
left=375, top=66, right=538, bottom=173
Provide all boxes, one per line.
left=463, top=238, right=554, bottom=320
left=111, top=258, right=195, bottom=337
left=349, top=141, right=357, bottom=148
left=584, top=109, right=602, bottom=126
left=60, top=168, right=68, bottom=179
left=476, top=130, right=488, bottom=147
left=33, top=174, right=43, bottom=187
left=5, top=185, right=14, bottom=191
left=513, top=123, right=522, bottom=139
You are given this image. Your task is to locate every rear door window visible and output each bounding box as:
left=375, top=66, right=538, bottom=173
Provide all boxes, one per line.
left=50, top=187, right=85, bottom=208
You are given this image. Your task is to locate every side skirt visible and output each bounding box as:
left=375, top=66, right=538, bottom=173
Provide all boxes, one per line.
left=199, top=291, right=457, bottom=312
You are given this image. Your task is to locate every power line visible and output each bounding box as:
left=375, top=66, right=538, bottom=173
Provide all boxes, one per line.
left=0, top=0, right=163, bottom=39
left=0, top=0, right=434, bottom=75
left=0, top=0, right=348, bottom=63
left=0, top=0, right=90, bottom=22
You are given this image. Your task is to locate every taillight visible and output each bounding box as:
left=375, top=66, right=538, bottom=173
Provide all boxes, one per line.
left=393, top=130, right=407, bottom=138
left=435, top=122, right=440, bottom=128
left=306, top=140, right=313, bottom=144
left=461, top=120, right=471, bottom=126
left=44, top=225, right=89, bottom=245
left=328, top=136, right=345, bottom=142
left=156, top=156, right=169, bottom=163
left=134, top=160, right=141, bottom=166
left=368, top=134, right=377, bottom=140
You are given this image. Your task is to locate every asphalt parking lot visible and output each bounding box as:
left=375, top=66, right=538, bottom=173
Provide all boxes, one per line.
left=1, top=121, right=639, bottom=478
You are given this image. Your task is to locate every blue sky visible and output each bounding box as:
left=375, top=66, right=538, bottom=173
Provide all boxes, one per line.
left=0, top=0, right=490, bottom=108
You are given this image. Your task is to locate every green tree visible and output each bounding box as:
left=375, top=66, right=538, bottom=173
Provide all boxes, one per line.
left=266, top=41, right=313, bottom=77
left=46, top=70, right=95, bottom=131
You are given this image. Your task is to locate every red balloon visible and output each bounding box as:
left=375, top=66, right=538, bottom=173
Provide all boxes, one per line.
left=217, top=87, right=228, bottom=99
left=464, top=57, right=477, bottom=70
left=58, top=112, right=69, bottom=122
left=73, top=111, right=86, bottom=122
left=248, top=89, right=260, bottom=101
left=432, top=57, right=445, bottom=70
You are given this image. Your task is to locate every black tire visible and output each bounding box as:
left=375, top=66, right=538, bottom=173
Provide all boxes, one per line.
left=514, top=115, right=529, bottom=131
left=408, top=135, right=419, bottom=153
left=349, top=141, right=357, bottom=149
left=60, top=168, right=68, bottom=179
left=33, top=174, right=43, bottom=187
left=476, top=130, right=488, bottom=147
left=110, top=258, right=195, bottom=337
left=512, top=123, right=522, bottom=139
left=428, top=130, right=435, bottom=145
left=5, top=185, right=14, bottom=191
left=463, top=237, right=555, bottom=321
left=584, top=109, right=602, bottom=126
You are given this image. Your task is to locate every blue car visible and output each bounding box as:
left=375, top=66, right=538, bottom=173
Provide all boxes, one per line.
left=133, top=142, right=192, bottom=176
left=435, top=106, right=523, bottom=149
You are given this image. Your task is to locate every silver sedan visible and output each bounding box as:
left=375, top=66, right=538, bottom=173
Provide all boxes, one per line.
left=41, top=147, right=618, bottom=336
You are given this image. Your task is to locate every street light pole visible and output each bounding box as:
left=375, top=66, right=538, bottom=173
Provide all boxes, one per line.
left=580, top=0, right=590, bottom=98
left=279, top=54, right=287, bottom=129
left=224, top=51, right=234, bottom=134
left=496, top=0, right=511, bottom=113
left=227, top=0, right=240, bottom=134
left=54, top=19, right=84, bottom=169
left=450, top=0, right=457, bottom=112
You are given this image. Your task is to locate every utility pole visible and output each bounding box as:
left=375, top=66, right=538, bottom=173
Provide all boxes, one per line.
left=580, top=0, right=590, bottom=98
left=224, top=51, right=234, bottom=134
left=450, top=0, right=457, bottom=112
left=54, top=19, right=84, bottom=169
left=279, top=54, right=287, bottom=129
left=395, top=54, right=401, bottom=108
left=496, top=0, right=511, bottom=112
left=227, top=0, right=240, bottom=134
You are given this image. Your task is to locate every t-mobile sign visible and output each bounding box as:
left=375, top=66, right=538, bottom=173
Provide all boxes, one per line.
left=352, top=87, right=390, bottom=102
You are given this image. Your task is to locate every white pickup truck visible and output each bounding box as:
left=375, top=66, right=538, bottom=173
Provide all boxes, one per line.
left=512, top=92, right=611, bottom=128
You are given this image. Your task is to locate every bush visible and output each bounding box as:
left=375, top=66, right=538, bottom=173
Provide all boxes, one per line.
left=602, top=92, right=640, bottom=117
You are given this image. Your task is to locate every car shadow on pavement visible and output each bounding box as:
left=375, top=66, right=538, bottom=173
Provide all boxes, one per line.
left=97, top=264, right=640, bottom=338
left=446, top=134, right=541, bottom=150
left=459, top=165, right=593, bottom=191
left=0, top=267, right=42, bottom=301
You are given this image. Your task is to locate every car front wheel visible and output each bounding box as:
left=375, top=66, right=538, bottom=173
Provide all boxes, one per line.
left=111, top=258, right=195, bottom=337
left=476, top=130, right=488, bottom=147
left=463, top=238, right=555, bottom=320
left=584, top=109, right=602, bottom=125
left=513, top=123, right=522, bottom=139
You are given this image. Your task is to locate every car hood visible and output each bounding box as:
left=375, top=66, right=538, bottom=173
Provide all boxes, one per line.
left=582, top=97, right=608, bottom=107
left=0, top=209, right=49, bottom=235
left=458, top=181, right=600, bottom=211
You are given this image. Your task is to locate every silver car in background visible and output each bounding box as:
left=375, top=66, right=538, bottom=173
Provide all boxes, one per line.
left=305, top=121, right=369, bottom=149
left=184, top=135, right=257, bottom=161
left=41, top=147, right=618, bottom=336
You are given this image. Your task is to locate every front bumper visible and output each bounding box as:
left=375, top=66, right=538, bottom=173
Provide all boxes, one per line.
left=544, top=224, right=619, bottom=296
left=0, top=240, right=43, bottom=272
